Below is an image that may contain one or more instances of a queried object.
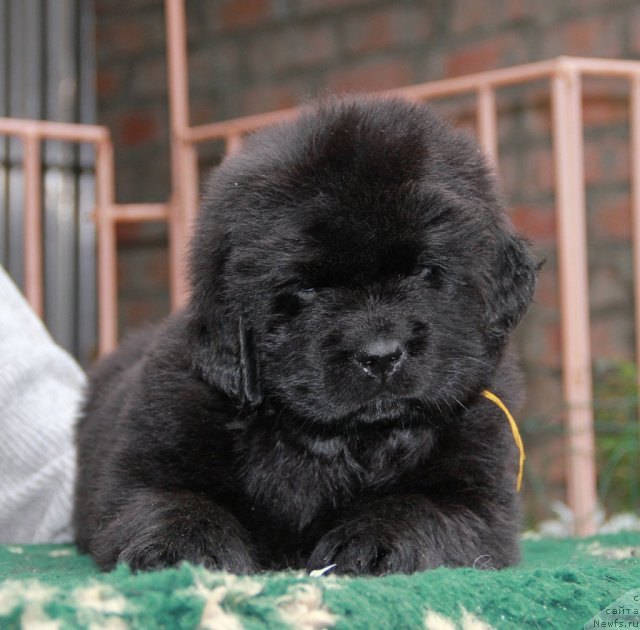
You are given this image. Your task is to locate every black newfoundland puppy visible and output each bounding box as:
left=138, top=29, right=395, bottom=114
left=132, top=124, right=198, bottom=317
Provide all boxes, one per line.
left=75, top=96, right=537, bottom=575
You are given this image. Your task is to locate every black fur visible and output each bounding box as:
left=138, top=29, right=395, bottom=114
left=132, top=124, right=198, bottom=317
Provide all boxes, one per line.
left=74, top=96, right=538, bottom=575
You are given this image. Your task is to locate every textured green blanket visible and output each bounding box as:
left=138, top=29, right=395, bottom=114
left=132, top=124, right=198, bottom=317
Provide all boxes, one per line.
left=1, top=533, right=638, bottom=629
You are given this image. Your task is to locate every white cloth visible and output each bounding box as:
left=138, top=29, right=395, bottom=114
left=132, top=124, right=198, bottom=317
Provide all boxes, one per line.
left=0, top=265, right=85, bottom=543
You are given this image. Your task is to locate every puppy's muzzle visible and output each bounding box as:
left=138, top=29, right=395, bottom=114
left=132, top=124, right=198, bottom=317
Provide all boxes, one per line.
left=354, top=339, right=405, bottom=379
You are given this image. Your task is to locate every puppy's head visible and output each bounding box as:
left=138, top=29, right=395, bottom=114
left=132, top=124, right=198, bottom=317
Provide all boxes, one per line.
left=188, top=97, right=537, bottom=423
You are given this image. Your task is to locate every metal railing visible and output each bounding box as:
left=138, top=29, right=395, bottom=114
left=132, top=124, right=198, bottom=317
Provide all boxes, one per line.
left=4, top=0, right=640, bottom=536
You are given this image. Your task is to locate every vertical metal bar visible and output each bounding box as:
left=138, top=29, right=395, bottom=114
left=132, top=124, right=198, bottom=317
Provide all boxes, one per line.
left=44, top=0, right=77, bottom=352
left=95, top=136, right=117, bottom=354
left=77, top=0, right=98, bottom=364
left=477, top=85, right=498, bottom=165
left=0, top=0, right=8, bottom=266
left=23, top=133, right=43, bottom=316
left=170, top=139, right=198, bottom=309
left=551, top=64, right=597, bottom=536
left=77, top=164, right=97, bottom=363
left=226, top=134, right=244, bottom=156
left=8, top=1, right=26, bottom=284
left=630, top=75, right=640, bottom=412
left=165, top=0, right=193, bottom=308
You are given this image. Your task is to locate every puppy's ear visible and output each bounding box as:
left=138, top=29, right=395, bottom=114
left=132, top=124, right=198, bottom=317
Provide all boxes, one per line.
left=189, top=311, right=262, bottom=408
left=187, top=233, right=262, bottom=408
left=238, top=318, right=262, bottom=406
left=485, top=230, right=539, bottom=350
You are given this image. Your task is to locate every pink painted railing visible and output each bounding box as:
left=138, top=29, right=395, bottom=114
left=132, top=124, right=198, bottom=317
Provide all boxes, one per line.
left=0, top=118, right=170, bottom=354
left=3, top=0, right=640, bottom=535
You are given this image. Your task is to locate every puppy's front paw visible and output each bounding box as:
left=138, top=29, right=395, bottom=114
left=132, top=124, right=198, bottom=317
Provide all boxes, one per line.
left=90, top=490, right=258, bottom=573
left=308, top=520, right=427, bottom=576
left=117, top=527, right=256, bottom=573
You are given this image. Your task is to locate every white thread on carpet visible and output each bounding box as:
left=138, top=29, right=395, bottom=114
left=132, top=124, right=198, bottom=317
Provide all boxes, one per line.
left=0, top=579, right=60, bottom=628
left=73, top=584, right=128, bottom=614
left=7, top=546, right=24, bottom=554
left=460, top=607, right=496, bottom=629
left=89, top=619, right=128, bottom=630
left=424, top=610, right=456, bottom=630
left=277, top=583, right=337, bottom=629
left=48, top=548, right=74, bottom=558
left=187, top=570, right=264, bottom=630
left=424, top=607, right=496, bottom=630
left=583, top=541, right=639, bottom=559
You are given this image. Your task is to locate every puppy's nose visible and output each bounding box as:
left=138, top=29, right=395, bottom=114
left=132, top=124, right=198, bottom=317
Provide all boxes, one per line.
left=354, top=339, right=404, bottom=379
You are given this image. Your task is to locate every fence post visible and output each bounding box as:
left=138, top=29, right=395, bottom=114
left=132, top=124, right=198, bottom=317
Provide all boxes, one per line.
left=630, top=75, right=640, bottom=418
left=96, top=136, right=117, bottom=354
left=551, top=61, right=597, bottom=535
left=23, top=133, right=43, bottom=317
left=165, top=0, right=197, bottom=309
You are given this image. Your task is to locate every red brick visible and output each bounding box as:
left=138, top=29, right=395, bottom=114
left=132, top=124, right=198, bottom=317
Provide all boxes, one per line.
left=506, top=0, right=530, bottom=21
left=631, top=5, right=640, bottom=54
left=518, top=88, right=554, bottom=138
left=451, top=0, right=493, bottom=36
left=583, top=136, right=630, bottom=186
left=496, top=150, right=520, bottom=196
left=542, top=322, right=562, bottom=370
left=445, top=33, right=527, bottom=77
left=120, top=298, right=167, bottom=330
left=116, top=222, right=168, bottom=248
left=247, top=24, right=337, bottom=76
left=519, top=146, right=556, bottom=197
left=214, top=0, right=271, bottom=31
left=590, top=194, right=632, bottom=241
left=326, top=58, right=414, bottom=93
left=341, top=6, right=431, bottom=56
left=119, top=110, right=160, bottom=147
left=589, top=264, right=630, bottom=311
left=342, top=9, right=396, bottom=56
left=531, top=264, right=559, bottom=310
left=189, top=100, right=218, bottom=127
left=544, top=13, right=623, bottom=58
left=96, top=69, right=121, bottom=100
left=241, top=83, right=300, bottom=117
left=96, top=0, right=160, bottom=14
left=115, top=223, right=144, bottom=246
left=591, top=317, right=634, bottom=361
left=296, top=0, right=372, bottom=16
left=96, top=15, right=164, bottom=59
left=285, top=24, right=337, bottom=71
left=521, top=318, right=562, bottom=370
left=131, top=56, right=168, bottom=99
left=145, top=249, right=170, bottom=289
left=511, top=204, right=557, bottom=244
left=446, top=39, right=501, bottom=77
left=582, top=83, right=629, bottom=128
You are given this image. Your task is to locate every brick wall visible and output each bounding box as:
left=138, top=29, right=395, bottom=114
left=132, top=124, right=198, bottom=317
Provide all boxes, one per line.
left=95, top=0, right=640, bottom=519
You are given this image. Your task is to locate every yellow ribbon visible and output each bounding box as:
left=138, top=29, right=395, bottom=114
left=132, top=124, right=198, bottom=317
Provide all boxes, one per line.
left=481, top=389, right=525, bottom=492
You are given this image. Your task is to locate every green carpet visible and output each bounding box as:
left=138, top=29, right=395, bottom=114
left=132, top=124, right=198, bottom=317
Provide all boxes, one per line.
left=0, top=533, right=638, bottom=629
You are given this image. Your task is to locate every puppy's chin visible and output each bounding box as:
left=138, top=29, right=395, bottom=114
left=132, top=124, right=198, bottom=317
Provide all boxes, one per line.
left=297, top=393, right=416, bottom=427
left=345, top=396, right=412, bottom=424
